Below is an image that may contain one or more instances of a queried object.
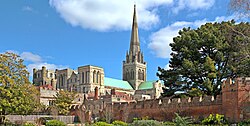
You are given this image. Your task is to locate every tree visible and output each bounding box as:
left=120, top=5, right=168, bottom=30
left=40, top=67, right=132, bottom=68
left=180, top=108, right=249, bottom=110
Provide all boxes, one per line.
left=229, top=0, right=250, bottom=17
left=158, top=21, right=250, bottom=98
left=0, top=52, right=29, bottom=86
left=0, top=52, right=40, bottom=123
left=0, top=84, right=39, bottom=115
left=53, top=90, right=76, bottom=115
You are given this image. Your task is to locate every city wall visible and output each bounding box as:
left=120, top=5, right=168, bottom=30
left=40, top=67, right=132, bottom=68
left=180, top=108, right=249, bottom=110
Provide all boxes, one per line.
left=73, top=77, right=250, bottom=123
left=112, top=95, right=222, bottom=122
left=111, top=77, right=250, bottom=122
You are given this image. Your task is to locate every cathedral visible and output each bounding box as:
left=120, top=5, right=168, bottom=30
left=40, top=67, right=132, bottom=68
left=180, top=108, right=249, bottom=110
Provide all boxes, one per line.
left=33, top=5, right=163, bottom=104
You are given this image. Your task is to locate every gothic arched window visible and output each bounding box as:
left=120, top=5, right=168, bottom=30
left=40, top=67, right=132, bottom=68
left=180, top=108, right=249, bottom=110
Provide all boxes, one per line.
left=86, top=71, right=89, bottom=83
left=60, top=74, right=64, bottom=86
left=93, top=70, right=96, bottom=83
left=138, top=69, right=141, bottom=80
left=82, top=72, right=85, bottom=83
left=126, top=70, right=129, bottom=80
left=97, top=71, right=100, bottom=84
left=132, top=70, right=134, bottom=80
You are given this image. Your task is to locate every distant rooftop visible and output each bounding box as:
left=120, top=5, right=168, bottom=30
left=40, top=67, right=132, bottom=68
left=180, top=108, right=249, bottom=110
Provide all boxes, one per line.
left=104, top=77, right=133, bottom=90
left=138, top=81, right=156, bottom=90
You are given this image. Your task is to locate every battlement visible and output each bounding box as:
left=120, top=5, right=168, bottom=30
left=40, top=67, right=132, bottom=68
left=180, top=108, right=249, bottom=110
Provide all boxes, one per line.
left=236, top=77, right=250, bottom=85
left=223, top=77, right=250, bottom=88
left=112, top=95, right=222, bottom=110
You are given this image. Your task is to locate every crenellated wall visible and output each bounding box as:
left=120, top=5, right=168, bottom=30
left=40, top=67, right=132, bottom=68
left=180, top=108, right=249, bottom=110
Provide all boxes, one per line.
left=111, top=77, right=250, bottom=122
left=112, top=95, right=222, bottom=122
left=222, top=77, right=250, bottom=122
left=71, top=77, right=250, bottom=123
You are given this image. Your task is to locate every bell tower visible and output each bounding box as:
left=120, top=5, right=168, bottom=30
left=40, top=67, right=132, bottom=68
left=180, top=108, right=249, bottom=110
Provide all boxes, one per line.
left=123, top=4, right=146, bottom=90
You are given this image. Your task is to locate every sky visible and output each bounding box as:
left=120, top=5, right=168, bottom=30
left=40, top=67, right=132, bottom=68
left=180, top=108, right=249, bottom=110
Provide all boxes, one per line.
left=0, top=0, right=245, bottom=81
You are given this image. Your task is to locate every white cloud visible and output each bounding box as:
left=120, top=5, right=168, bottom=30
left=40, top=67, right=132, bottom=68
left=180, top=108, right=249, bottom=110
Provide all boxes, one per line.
left=22, top=6, right=37, bottom=13
left=2, top=51, right=67, bottom=79
left=22, top=6, right=33, bottom=12
left=27, top=62, right=68, bottom=81
left=173, top=0, right=215, bottom=14
left=21, top=52, right=68, bottom=77
left=27, top=62, right=67, bottom=74
left=148, top=14, right=238, bottom=59
left=164, top=63, right=171, bottom=70
left=5, top=50, right=19, bottom=54
left=148, top=19, right=207, bottom=58
left=214, top=15, right=235, bottom=22
left=49, top=0, right=173, bottom=31
left=20, top=52, right=43, bottom=63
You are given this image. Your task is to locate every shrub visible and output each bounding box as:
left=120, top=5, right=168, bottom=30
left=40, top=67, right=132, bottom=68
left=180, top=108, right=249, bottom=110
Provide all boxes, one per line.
left=45, top=120, right=66, bottom=126
left=130, top=120, right=163, bottom=126
left=238, top=119, right=250, bottom=126
left=112, top=120, right=128, bottom=126
left=163, top=121, right=175, bottom=126
left=23, top=122, right=36, bottom=126
left=174, top=113, right=192, bottom=126
left=38, top=117, right=54, bottom=125
left=93, top=121, right=113, bottom=126
left=141, top=116, right=149, bottom=120
left=202, top=114, right=227, bottom=125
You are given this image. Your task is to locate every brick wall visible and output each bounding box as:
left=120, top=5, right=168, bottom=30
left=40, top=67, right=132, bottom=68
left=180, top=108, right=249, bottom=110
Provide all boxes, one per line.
left=111, top=77, right=250, bottom=123
left=72, top=77, right=250, bottom=123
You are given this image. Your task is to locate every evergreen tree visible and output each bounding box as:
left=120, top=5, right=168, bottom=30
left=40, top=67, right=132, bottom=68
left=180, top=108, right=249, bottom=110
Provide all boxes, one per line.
left=158, top=21, right=250, bottom=98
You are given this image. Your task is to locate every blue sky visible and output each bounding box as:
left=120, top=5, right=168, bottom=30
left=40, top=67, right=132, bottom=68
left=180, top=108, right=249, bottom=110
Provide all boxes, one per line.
left=0, top=0, right=242, bottom=81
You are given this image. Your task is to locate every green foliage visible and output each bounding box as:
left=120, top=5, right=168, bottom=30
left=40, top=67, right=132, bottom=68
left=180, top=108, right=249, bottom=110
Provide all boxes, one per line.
left=141, top=116, right=149, bottom=120
left=93, top=121, right=113, bottom=126
left=174, top=113, right=192, bottom=126
left=53, top=90, right=76, bottom=115
left=130, top=120, right=163, bottom=126
left=112, top=120, right=128, bottom=126
left=158, top=21, right=250, bottom=98
left=132, top=118, right=139, bottom=121
left=0, top=52, right=40, bottom=116
left=0, top=116, right=16, bottom=126
left=0, top=84, right=40, bottom=115
left=0, top=52, right=29, bottom=86
left=202, top=114, right=227, bottom=125
left=238, top=119, right=250, bottom=126
left=38, top=117, right=54, bottom=125
left=23, top=122, right=36, bottom=126
left=163, top=121, right=175, bottom=126
left=45, top=120, right=66, bottom=126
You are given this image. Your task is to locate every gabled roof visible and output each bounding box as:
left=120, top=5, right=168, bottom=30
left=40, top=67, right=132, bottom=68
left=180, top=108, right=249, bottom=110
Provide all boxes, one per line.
left=104, top=77, right=133, bottom=90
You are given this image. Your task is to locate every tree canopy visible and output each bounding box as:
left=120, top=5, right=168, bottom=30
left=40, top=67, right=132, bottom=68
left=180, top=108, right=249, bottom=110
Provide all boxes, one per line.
left=158, top=21, right=250, bottom=98
left=0, top=52, right=29, bottom=86
left=53, top=90, right=76, bottom=115
left=0, top=84, right=39, bottom=115
left=0, top=52, right=40, bottom=122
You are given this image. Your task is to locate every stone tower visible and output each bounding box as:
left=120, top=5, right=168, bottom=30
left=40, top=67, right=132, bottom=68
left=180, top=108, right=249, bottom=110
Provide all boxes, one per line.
left=78, top=65, right=105, bottom=95
left=123, top=4, right=146, bottom=90
left=33, top=66, right=56, bottom=88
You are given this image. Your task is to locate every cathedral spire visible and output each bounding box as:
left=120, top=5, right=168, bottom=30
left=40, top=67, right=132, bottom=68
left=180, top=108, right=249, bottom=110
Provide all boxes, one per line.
left=123, top=4, right=147, bottom=90
left=129, top=4, right=140, bottom=55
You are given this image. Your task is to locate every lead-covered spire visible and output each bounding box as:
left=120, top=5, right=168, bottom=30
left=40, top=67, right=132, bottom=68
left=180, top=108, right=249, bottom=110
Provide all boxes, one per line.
left=129, top=4, right=140, bottom=55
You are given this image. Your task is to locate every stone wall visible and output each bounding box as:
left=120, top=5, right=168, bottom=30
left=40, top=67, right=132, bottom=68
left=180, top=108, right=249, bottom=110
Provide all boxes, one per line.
left=6, top=115, right=75, bottom=124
